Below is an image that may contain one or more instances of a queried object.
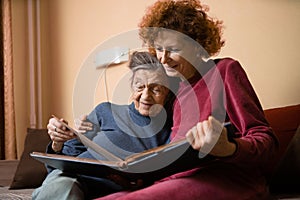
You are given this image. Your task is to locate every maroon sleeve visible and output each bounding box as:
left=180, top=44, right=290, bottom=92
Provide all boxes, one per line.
left=218, top=58, right=279, bottom=169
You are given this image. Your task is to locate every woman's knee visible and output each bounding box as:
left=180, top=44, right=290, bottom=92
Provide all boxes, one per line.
left=32, top=170, right=84, bottom=200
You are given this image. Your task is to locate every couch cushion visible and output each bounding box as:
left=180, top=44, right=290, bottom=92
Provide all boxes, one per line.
left=269, top=125, right=300, bottom=194
left=264, top=104, right=300, bottom=195
left=9, top=128, right=50, bottom=189
left=264, top=104, right=300, bottom=162
left=0, top=160, right=18, bottom=186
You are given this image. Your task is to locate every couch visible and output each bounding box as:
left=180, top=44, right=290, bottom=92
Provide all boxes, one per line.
left=0, top=104, right=299, bottom=199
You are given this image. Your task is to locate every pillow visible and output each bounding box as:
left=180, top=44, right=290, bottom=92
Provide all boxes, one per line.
left=269, top=125, right=300, bottom=194
left=9, top=128, right=50, bottom=189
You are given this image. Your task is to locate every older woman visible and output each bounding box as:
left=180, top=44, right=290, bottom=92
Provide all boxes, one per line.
left=97, top=0, right=279, bottom=199
left=32, top=51, right=174, bottom=200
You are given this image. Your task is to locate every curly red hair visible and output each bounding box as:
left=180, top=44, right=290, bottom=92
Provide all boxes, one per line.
left=138, top=0, right=225, bottom=57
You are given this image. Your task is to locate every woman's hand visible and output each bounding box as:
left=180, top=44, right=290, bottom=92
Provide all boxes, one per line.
left=74, top=115, right=93, bottom=133
left=186, top=116, right=236, bottom=157
left=47, top=117, right=76, bottom=152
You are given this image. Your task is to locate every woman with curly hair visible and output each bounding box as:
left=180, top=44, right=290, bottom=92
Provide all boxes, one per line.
left=97, top=0, right=278, bottom=199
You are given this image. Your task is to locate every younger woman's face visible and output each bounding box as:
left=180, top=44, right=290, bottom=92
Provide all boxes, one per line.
left=154, top=31, right=198, bottom=80
left=131, top=69, right=169, bottom=116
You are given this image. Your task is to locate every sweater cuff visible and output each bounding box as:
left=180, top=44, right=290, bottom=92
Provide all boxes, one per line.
left=220, top=138, right=241, bottom=161
left=46, top=141, right=63, bottom=154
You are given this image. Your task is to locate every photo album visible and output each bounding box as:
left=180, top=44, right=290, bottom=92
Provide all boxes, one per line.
left=31, top=115, right=214, bottom=182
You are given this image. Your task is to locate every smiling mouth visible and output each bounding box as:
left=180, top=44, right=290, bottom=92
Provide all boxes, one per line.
left=140, top=102, right=153, bottom=108
left=165, top=62, right=179, bottom=69
left=164, top=64, right=177, bottom=70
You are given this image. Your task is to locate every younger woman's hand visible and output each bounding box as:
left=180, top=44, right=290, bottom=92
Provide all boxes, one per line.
left=186, top=116, right=236, bottom=157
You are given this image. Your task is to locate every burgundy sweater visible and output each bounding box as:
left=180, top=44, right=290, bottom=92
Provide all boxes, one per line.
left=170, top=57, right=279, bottom=177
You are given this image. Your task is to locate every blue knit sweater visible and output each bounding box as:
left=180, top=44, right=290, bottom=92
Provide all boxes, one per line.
left=48, top=102, right=171, bottom=161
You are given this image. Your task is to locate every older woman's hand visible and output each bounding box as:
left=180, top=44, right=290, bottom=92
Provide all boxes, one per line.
left=47, top=117, right=76, bottom=152
left=74, top=115, right=93, bottom=133
left=186, top=116, right=236, bottom=157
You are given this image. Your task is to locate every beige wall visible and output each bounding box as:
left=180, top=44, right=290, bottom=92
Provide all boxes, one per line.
left=11, top=0, right=300, bottom=157
left=39, top=0, right=157, bottom=123
left=202, top=0, right=300, bottom=109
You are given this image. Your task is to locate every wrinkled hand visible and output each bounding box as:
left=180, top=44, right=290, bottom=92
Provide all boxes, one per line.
left=47, top=117, right=76, bottom=152
left=74, top=115, right=93, bottom=133
left=186, top=116, right=236, bottom=157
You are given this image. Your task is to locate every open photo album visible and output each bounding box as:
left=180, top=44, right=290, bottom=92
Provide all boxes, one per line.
left=31, top=115, right=214, bottom=183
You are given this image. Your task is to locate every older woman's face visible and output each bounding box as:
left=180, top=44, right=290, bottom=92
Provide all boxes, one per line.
left=154, top=31, right=198, bottom=80
left=132, top=69, right=169, bottom=116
